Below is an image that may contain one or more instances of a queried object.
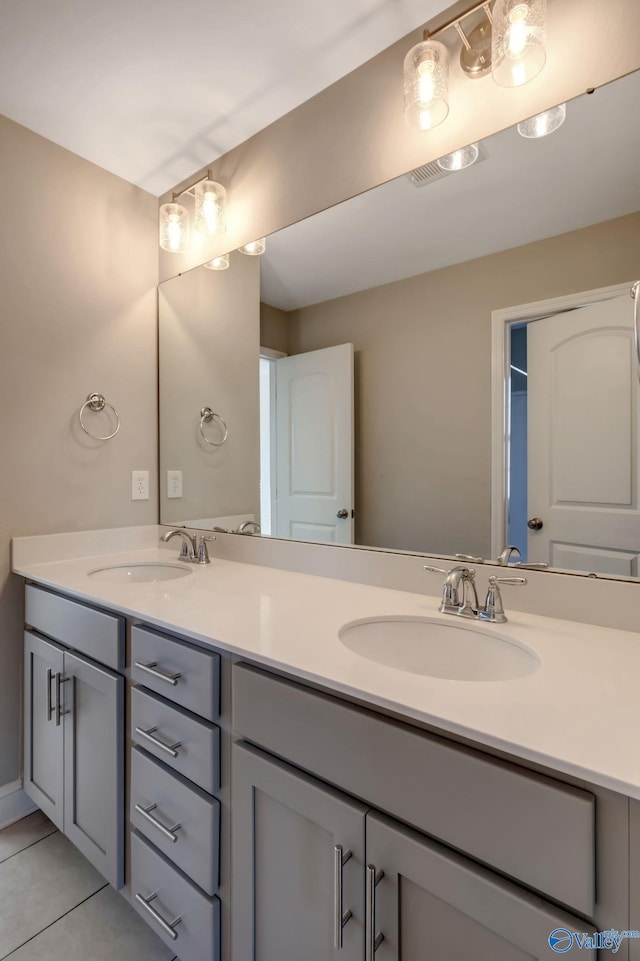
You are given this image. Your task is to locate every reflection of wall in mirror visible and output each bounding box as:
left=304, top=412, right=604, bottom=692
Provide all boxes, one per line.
left=160, top=253, right=260, bottom=526
left=261, top=210, right=640, bottom=558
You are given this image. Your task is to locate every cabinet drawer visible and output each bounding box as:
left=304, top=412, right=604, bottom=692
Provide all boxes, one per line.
left=131, top=830, right=220, bottom=961
left=131, top=625, right=219, bottom=720
left=131, top=686, right=220, bottom=795
left=233, top=663, right=596, bottom=917
left=25, top=584, right=124, bottom=672
left=131, top=747, right=220, bottom=895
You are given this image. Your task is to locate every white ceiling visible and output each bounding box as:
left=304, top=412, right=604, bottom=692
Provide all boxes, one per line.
left=259, top=70, right=640, bottom=311
left=0, top=0, right=443, bottom=196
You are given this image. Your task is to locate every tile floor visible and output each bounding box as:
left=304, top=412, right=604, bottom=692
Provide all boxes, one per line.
left=0, top=811, right=176, bottom=960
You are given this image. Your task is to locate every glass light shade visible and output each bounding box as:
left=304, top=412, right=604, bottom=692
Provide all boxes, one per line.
left=403, top=39, right=449, bottom=131
left=238, top=238, right=266, bottom=255
left=203, top=254, right=230, bottom=270
left=437, top=143, right=479, bottom=171
left=517, top=103, right=566, bottom=138
left=492, top=0, right=547, bottom=87
left=159, top=202, right=189, bottom=253
left=194, top=179, right=227, bottom=236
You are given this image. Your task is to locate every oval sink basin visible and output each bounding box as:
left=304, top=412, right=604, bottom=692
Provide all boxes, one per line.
left=339, top=616, right=540, bottom=682
left=87, top=563, right=192, bottom=584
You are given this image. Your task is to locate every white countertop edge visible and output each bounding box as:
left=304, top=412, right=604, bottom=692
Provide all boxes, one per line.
left=12, top=545, right=640, bottom=802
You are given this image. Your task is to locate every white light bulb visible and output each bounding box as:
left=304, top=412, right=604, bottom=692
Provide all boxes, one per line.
left=506, top=4, right=530, bottom=58
left=417, top=59, right=436, bottom=105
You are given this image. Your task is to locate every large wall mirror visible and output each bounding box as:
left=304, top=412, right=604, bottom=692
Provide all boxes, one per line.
left=159, top=69, right=640, bottom=579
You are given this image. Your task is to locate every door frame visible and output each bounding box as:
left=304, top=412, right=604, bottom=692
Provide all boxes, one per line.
left=490, top=281, right=632, bottom=558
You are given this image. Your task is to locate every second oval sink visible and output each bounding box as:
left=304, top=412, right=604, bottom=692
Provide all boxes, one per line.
left=339, top=616, right=540, bottom=682
left=88, top=563, right=192, bottom=584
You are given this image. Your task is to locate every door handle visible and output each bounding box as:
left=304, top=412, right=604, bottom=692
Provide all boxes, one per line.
left=527, top=517, right=543, bottom=530
left=366, top=864, right=385, bottom=960
left=54, top=673, right=71, bottom=727
left=336, top=509, right=349, bottom=519
left=334, top=845, right=353, bottom=949
left=46, top=668, right=54, bottom=722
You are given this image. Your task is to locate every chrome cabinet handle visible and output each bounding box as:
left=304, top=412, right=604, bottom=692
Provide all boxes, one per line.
left=334, top=845, right=353, bottom=949
left=46, top=668, right=54, bottom=722
left=135, top=726, right=182, bottom=758
left=134, top=803, right=182, bottom=844
left=55, top=673, right=70, bottom=727
left=135, top=892, right=181, bottom=941
left=366, top=864, right=385, bottom=960
left=134, top=661, right=182, bottom=687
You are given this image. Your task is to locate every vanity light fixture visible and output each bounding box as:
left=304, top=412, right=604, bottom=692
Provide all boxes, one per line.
left=437, top=142, right=480, bottom=170
left=238, top=238, right=266, bottom=255
left=194, top=178, right=227, bottom=236
left=158, top=202, right=189, bottom=253
left=492, top=0, right=546, bottom=87
left=403, top=38, right=450, bottom=131
left=159, top=168, right=227, bottom=252
left=203, top=253, right=230, bottom=270
left=404, top=0, right=548, bottom=131
left=517, top=102, right=566, bottom=138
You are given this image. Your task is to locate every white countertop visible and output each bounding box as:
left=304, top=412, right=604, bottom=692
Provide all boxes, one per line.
left=12, top=542, right=640, bottom=799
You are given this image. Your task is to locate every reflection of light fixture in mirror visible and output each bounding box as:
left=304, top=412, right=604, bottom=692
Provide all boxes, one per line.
left=238, top=238, right=266, bottom=255
left=203, top=253, right=230, bottom=270
left=517, top=103, right=566, bottom=138
left=159, top=202, right=189, bottom=253
left=437, top=142, right=479, bottom=171
left=403, top=38, right=449, bottom=131
left=492, top=0, right=546, bottom=87
left=194, top=179, right=227, bottom=236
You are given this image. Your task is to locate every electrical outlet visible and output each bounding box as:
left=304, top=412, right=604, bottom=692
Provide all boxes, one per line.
left=167, top=470, right=183, bottom=499
left=131, top=470, right=149, bottom=501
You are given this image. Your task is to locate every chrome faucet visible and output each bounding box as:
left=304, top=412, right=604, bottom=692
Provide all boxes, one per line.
left=424, top=565, right=526, bottom=623
left=160, top=529, right=215, bottom=564
left=236, top=520, right=261, bottom=534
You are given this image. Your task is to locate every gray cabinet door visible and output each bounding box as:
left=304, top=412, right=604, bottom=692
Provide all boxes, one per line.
left=63, top=650, right=124, bottom=889
left=366, top=811, right=596, bottom=961
left=23, top=631, right=64, bottom=830
left=232, top=742, right=367, bottom=961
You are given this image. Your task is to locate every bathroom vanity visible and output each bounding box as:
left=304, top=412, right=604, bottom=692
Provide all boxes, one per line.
left=12, top=529, right=640, bottom=961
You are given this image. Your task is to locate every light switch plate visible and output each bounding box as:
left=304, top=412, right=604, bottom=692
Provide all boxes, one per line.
left=167, top=470, right=182, bottom=499
left=131, top=470, right=149, bottom=501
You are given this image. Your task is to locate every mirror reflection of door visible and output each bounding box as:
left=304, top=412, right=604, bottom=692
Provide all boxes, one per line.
left=259, top=343, right=355, bottom=544
left=508, top=294, right=639, bottom=576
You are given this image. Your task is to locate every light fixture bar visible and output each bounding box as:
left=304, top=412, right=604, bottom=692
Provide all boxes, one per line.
left=423, top=0, right=494, bottom=42
left=172, top=169, right=213, bottom=204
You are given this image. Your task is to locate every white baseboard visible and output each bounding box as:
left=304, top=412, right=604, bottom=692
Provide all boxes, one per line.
left=0, top=780, right=37, bottom=831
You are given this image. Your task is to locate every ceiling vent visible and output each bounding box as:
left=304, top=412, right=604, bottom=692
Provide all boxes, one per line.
left=407, top=144, right=488, bottom=187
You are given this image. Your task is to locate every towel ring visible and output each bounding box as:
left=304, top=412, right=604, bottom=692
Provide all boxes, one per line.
left=199, top=407, right=228, bottom=447
left=79, top=393, right=121, bottom=441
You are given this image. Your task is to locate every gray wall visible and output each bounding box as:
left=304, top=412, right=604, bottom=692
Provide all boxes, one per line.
left=159, top=254, right=260, bottom=525
left=287, top=211, right=640, bottom=556
left=0, top=114, right=158, bottom=787
left=260, top=303, right=289, bottom=355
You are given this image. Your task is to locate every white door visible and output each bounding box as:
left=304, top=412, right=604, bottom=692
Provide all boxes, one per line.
left=527, top=295, right=640, bottom=575
left=275, top=344, right=354, bottom=543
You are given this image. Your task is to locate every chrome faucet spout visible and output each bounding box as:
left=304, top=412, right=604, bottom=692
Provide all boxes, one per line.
left=160, top=529, right=196, bottom=562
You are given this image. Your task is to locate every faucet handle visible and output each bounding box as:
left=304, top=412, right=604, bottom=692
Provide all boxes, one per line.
left=196, top=534, right=216, bottom=565
left=423, top=565, right=450, bottom=575
left=456, top=553, right=484, bottom=563
left=482, top=575, right=527, bottom=623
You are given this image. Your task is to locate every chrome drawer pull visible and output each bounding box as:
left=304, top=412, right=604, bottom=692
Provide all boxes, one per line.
left=135, top=892, right=181, bottom=941
left=366, top=864, right=385, bottom=960
left=135, top=726, right=182, bottom=758
left=334, top=845, right=353, bottom=949
left=134, top=661, right=182, bottom=687
left=135, top=802, right=181, bottom=844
